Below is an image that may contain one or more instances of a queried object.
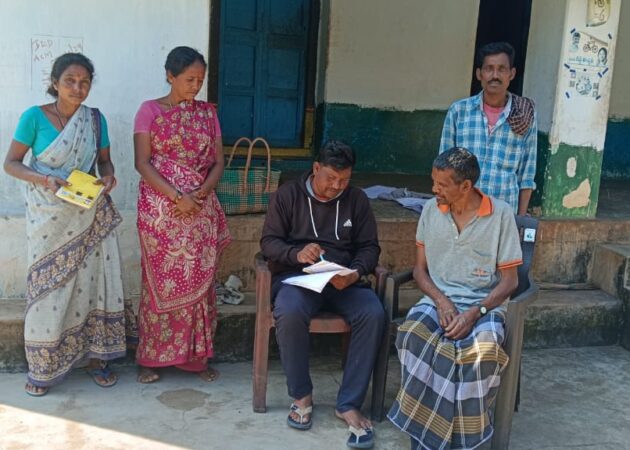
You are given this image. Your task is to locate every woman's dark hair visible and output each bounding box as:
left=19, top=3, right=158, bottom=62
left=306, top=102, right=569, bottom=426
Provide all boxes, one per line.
left=164, top=46, right=207, bottom=79
left=433, top=147, right=480, bottom=185
left=316, top=140, right=356, bottom=170
left=47, top=53, right=95, bottom=97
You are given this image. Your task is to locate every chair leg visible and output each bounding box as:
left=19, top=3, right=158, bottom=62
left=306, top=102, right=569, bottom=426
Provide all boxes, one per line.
left=252, top=322, right=271, bottom=413
left=371, top=322, right=392, bottom=422
left=515, top=365, right=521, bottom=412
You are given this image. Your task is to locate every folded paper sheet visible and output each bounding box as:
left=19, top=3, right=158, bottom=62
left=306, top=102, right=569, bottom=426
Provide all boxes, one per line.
left=282, top=261, right=357, bottom=293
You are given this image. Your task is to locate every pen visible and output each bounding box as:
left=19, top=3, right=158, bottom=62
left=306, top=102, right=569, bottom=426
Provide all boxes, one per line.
left=320, top=253, right=326, bottom=262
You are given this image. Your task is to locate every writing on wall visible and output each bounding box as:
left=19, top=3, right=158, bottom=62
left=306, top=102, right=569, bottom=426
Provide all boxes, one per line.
left=31, top=35, right=84, bottom=91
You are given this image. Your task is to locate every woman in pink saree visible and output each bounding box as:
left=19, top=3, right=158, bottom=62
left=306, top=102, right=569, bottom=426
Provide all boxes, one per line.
left=133, top=47, right=231, bottom=383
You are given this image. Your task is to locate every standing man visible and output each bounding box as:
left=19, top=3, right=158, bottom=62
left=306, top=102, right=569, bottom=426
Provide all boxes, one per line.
left=388, top=147, right=522, bottom=449
left=261, top=140, right=384, bottom=449
left=440, top=41, right=537, bottom=215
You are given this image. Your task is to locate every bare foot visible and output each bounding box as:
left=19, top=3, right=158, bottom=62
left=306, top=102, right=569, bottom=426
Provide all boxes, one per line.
left=137, top=367, right=160, bottom=384
left=289, top=394, right=313, bottom=425
left=335, top=408, right=372, bottom=430
left=25, top=382, right=49, bottom=397
left=198, top=367, right=220, bottom=382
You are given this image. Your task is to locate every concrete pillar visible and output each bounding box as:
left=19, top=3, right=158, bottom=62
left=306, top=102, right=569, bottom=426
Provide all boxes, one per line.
left=540, top=0, right=621, bottom=218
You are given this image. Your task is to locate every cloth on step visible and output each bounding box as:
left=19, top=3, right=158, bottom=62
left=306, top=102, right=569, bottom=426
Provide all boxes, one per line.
left=216, top=275, right=244, bottom=305
left=377, top=188, right=433, bottom=215
left=362, top=185, right=397, bottom=200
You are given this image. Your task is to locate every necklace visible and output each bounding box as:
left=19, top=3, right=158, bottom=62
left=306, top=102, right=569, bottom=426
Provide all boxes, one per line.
left=164, top=96, right=183, bottom=110
left=53, top=102, right=67, bottom=129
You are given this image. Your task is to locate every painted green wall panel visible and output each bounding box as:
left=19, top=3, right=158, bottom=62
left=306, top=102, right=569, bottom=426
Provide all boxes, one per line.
left=541, top=144, right=603, bottom=218
left=316, top=103, right=446, bottom=174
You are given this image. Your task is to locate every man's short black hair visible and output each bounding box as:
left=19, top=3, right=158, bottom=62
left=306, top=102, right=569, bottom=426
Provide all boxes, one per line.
left=433, top=147, right=480, bottom=185
left=316, top=140, right=356, bottom=170
left=476, top=42, right=516, bottom=69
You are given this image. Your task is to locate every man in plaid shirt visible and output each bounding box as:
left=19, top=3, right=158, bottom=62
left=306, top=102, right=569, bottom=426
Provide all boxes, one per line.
left=439, top=42, right=537, bottom=215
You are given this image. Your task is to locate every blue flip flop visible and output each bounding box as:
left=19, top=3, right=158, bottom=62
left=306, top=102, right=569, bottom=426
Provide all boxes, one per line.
left=347, top=426, right=374, bottom=449
left=86, top=365, right=118, bottom=388
left=287, top=403, right=313, bottom=430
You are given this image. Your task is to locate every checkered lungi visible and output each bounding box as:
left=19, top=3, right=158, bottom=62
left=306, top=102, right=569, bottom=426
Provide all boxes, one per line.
left=387, top=303, right=509, bottom=450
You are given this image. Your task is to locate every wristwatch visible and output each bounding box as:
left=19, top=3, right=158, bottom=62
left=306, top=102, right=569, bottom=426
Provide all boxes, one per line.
left=475, top=302, right=488, bottom=316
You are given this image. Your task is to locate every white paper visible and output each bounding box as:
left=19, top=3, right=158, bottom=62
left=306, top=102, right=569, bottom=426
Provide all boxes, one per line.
left=282, top=261, right=357, bottom=292
left=282, top=271, right=342, bottom=293
left=302, top=260, right=356, bottom=276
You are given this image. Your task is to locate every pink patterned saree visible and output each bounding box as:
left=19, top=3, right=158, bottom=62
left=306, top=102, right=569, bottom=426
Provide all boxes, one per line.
left=135, top=100, right=231, bottom=371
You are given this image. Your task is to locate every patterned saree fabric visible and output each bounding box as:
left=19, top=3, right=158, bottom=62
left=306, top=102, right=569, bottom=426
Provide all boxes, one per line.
left=136, top=100, right=231, bottom=371
left=388, top=304, right=509, bottom=450
left=24, top=106, right=132, bottom=387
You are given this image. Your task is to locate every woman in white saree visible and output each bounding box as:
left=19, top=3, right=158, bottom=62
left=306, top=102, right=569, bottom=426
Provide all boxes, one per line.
left=4, top=53, right=135, bottom=396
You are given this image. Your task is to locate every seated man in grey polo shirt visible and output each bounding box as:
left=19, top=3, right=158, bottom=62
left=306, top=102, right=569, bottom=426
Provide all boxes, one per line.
left=387, top=147, right=522, bottom=450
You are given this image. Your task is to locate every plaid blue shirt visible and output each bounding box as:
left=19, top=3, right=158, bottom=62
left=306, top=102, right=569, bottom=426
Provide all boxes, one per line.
left=439, top=91, right=537, bottom=212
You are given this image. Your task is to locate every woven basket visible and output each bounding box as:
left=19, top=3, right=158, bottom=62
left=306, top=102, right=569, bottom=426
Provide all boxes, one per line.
left=216, top=137, right=281, bottom=215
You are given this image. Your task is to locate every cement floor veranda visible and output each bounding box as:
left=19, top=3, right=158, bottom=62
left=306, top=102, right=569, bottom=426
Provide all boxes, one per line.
left=1, top=346, right=629, bottom=450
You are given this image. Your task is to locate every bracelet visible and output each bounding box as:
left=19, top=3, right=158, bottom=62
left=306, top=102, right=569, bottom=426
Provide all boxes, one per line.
left=173, top=189, right=183, bottom=203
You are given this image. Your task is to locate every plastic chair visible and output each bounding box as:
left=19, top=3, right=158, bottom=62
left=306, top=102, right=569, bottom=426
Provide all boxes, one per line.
left=370, top=215, right=539, bottom=450
left=252, top=252, right=389, bottom=414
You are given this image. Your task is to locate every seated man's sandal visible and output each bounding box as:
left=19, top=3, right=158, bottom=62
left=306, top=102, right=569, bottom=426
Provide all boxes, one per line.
left=347, top=425, right=374, bottom=449
left=287, top=403, right=312, bottom=430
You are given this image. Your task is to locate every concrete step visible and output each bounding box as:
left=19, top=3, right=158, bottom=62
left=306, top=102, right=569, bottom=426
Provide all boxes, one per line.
left=590, top=242, right=630, bottom=349
left=590, top=242, right=630, bottom=299
left=0, top=288, right=622, bottom=372
left=395, top=287, right=622, bottom=349
left=0, top=293, right=347, bottom=372
left=522, top=289, right=621, bottom=349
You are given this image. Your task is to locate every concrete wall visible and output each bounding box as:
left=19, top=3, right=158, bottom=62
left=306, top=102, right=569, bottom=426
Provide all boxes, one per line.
left=0, top=0, right=210, bottom=298
left=523, top=0, right=567, bottom=134
left=324, top=0, right=479, bottom=110
left=0, top=0, right=211, bottom=215
left=609, top=0, right=630, bottom=118
left=317, top=0, right=480, bottom=173
left=527, top=0, right=630, bottom=212
left=543, top=0, right=622, bottom=217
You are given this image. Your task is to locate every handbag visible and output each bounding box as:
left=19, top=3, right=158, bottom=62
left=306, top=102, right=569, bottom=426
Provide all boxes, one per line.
left=216, top=137, right=281, bottom=215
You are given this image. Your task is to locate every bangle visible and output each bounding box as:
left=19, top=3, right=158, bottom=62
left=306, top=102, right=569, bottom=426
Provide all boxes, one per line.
left=173, top=189, right=183, bottom=203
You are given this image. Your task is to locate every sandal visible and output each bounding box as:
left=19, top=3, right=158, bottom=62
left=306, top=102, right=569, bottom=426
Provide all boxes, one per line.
left=137, top=367, right=160, bottom=384
left=86, top=365, right=118, bottom=388
left=347, top=425, right=374, bottom=449
left=287, top=403, right=313, bottom=430
left=25, top=382, right=49, bottom=397
left=198, top=367, right=220, bottom=382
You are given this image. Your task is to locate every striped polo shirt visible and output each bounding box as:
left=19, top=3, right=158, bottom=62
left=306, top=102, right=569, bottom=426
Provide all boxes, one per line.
left=415, top=191, right=522, bottom=312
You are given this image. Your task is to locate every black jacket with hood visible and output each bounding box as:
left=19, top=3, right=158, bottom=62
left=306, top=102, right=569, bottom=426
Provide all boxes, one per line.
left=260, top=171, right=380, bottom=278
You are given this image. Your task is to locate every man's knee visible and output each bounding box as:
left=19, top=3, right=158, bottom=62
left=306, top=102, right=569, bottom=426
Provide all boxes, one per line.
left=353, top=291, right=385, bottom=327
left=273, top=286, right=313, bottom=326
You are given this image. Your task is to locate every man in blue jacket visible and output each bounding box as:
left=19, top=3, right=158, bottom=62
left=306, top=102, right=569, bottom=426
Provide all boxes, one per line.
left=261, top=140, right=384, bottom=449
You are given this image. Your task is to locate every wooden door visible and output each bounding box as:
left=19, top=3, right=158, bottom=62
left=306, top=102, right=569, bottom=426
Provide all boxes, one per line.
left=219, top=0, right=310, bottom=147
